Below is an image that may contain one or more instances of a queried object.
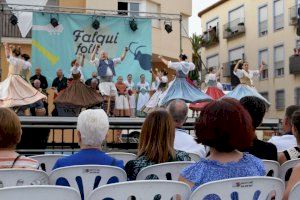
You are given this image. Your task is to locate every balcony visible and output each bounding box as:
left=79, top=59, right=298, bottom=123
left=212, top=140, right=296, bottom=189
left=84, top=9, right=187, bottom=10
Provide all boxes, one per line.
left=289, top=5, right=300, bottom=26
left=223, top=18, right=245, bottom=40
left=200, top=26, right=219, bottom=48
left=290, top=55, right=300, bottom=74
left=274, top=60, right=285, bottom=77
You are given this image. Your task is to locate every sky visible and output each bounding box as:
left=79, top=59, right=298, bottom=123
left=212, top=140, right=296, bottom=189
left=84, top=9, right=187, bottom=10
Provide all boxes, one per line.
left=189, top=0, right=219, bottom=36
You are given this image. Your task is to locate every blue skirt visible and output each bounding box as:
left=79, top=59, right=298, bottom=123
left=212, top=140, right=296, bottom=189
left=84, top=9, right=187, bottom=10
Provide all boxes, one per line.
left=159, top=78, right=212, bottom=105
left=224, top=84, right=271, bottom=106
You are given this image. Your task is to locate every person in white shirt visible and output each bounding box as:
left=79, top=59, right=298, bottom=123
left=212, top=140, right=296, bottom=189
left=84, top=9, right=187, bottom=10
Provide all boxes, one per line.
left=124, top=74, right=136, bottom=117
left=167, top=99, right=206, bottom=158
left=269, top=105, right=300, bottom=152
left=70, top=53, right=85, bottom=82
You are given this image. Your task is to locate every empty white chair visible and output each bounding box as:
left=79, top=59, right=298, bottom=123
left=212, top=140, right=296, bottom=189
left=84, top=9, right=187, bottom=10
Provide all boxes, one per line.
left=263, top=160, right=280, bottom=177
left=0, top=169, right=49, bottom=187
left=136, top=161, right=194, bottom=180
left=106, top=152, right=136, bottom=165
left=49, top=165, right=127, bottom=200
left=190, top=176, right=284, bottom=200
left=30, top=154, right=66, bottom=175
left=188, top=153, right=201, bottom=162
left=280, top=159, right=300, bottom=182
left=0, top=185, right=81, bottom=200
left=87, top=180, right=191, bottom=200
left=288, top=181, right=300, bottom=200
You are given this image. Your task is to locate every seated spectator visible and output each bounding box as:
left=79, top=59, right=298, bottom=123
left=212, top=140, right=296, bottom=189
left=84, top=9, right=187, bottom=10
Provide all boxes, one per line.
left=283, top=164, right=300, bottom=200
left=179, top=98, right=265, bottom=192
left=90, top=78, right=99, bottom=92
left=269, top=105, right=300, bottom=152
left=240, top=96, right=278, bottom=161
left=53, top=109, right=123, bottom=171
left=279, top=111, right=300, bottom=164
left=167, top=99, right=206, bottom=157
left=0, top=108, right=38, bottom=168
left=52, top=69, right=68, bottom=93
left=85, top=72, right=99, bottom=86
left=30, top=79, right=47, bottom=116
left=125, top=109, right=191, bottom=180
left=30, top=67, right=48, bottom=90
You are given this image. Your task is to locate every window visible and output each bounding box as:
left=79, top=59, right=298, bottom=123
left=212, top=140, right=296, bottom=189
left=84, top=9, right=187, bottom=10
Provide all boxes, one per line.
left=274, top=0, right=284, bottom=30
left=274, top=45, right=284, bottom=77
left=229, top=46, right=244, bottom=62
left=229, top=6, right=245, bottom=30
left=276, top=90, right=285, bottom=110
left=296, top=88, right=300, bottom=106
left=118, top=2, right=140, bottom=16
left=181, top=15, right=189, bottom=37
left=206, top=18, right=219, bottom=31
left=147, top=1, right=161, bottom=28
left=260, top=92, right=269, bottom=101
left=259, top=49, right=269, bottom=79
left=297, top=40, right=300, bottom=48
left=206, top=54, right=219, bottom=68
left=259, top=5, right=268, bottom=36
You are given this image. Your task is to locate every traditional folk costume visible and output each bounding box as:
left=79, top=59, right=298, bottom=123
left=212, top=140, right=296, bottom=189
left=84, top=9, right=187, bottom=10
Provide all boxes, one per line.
left=159, top=61, right=212, bottom=106
left=115, top=82, right=130, bottom=117
left=124, top=80, right=136, bottom=117
left=136, top=81, right=150, bottom=117
left=224, top=69, right=270, bottom=105
left=0, top=56, right=46, bottom=108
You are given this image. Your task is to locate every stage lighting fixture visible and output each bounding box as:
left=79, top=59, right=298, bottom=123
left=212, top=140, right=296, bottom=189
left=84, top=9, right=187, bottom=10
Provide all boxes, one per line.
left=92, top=19, right=100, bottom=30
left=50, top=17, right=59, bottom=28
left=129, top=19, right=138, bottom=31
left=164, top=21, right=173, bottom=34
left=10, top=14, right=18, bottom=26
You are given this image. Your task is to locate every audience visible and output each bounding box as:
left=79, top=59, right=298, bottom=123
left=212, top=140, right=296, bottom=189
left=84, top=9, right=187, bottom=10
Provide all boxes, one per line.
left=30, top=79, right=47, bottom=116
left=30, top=67, right=48, bottom=90
left=269, top=105, right=300, bottom=152
left=279, top=111, right=300, bottom=164
left=0, top=108, right=38, bottom=168
left=125, top=109, right=191, bottom=180
left=51, top=69, right=68, bottom=93
left=179, top=98, right=265, bottom=192
left=240, top=96, right=278, bottom=161
left=90, top=78, right=99, bottom=92
left=167, top=99, right=206, bottom=158
left=284, top=164, right=300, bottom=200
left=85, top=72, right=99, bottom=86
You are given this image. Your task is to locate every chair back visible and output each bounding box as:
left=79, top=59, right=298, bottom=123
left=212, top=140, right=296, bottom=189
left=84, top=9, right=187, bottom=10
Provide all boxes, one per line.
left=263, top=160, right=280, bottom=177
left=190, top=176, right=284, bottom=200
left=30, top=154, right=66, bottom=175
left=106, top=152, right=136, bottom=165
left=0, top=169, right=49, bottom=188
left=289, top=181, right=300, bottom=200
left=136, top=161, right=194, bottom=180
left=280, top=159, right=300, bottom=182
left=188, top=153, right=201, bottom=162
left=49, top=165, right=127, bottom=200
left=87, top=180, right=191, bottom=200
left=0, top=185, right=81, bottom=200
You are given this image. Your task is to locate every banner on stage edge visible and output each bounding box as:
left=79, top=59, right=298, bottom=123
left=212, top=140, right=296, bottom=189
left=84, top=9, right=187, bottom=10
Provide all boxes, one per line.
left=32, top=12, right=152, bottom=84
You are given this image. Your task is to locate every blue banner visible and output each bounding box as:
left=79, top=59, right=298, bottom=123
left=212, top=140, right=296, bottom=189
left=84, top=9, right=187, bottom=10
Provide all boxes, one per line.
left=32, top=13, right=152, bottom=84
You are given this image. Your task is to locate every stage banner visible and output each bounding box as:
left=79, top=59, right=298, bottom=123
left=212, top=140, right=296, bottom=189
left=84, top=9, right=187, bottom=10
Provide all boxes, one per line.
left=32, top=12, right=152, bottom=84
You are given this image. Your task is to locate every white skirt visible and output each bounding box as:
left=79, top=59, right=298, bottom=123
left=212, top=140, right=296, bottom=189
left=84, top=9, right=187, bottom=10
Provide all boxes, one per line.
left=137, top=93, right=150, bottom=111
left=128, top=94, right=136, bottom=109
left=115, top=94, right=130, bottom=110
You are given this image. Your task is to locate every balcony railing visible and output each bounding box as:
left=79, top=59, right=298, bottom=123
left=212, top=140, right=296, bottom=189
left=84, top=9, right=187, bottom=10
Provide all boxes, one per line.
left=223, top=18, right=245, bottom=39
left=289, top=5, right=300, bottom=26
left=200, top=26, right=219, bottom=48
left=290, top=56, right=300, bottom=74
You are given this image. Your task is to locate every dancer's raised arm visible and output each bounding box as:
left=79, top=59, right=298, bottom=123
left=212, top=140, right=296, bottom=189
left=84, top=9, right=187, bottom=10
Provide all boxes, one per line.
left=91, top=44, right=100, bottom=61
left=158, top=55, right=169, bottom=66
left=234, top=60, right=243, bottom=73
left=4, top=43, right=11, bottom=58
left=120, top=47, right=129, bottom=61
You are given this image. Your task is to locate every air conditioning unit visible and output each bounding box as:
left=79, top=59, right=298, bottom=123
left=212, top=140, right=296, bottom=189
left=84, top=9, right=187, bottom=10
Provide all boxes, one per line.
left=290, top=56, right=300, bottom=74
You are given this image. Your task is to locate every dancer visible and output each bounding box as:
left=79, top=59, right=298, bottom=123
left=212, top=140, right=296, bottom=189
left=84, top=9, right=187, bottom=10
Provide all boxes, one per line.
left=136, top=74, right=150, bottom=117
left=0, top=43, right=46, bottom=108
left=115, top=76, right=130, bottom=117
left=70, top=53, right=85, bottom=82
left=20, top=53, right=31, bottom=82
left=124, top=74, right=136, bottom=117
left=224, top=60, right=270, bottom=105
left=90, top=44, right=128, bottom=116
left=158, top=54, right=212, bottom=106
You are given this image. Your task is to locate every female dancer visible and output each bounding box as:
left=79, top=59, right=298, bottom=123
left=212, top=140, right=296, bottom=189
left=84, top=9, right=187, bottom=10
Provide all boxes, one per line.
left=136, top=74, right=150, bottom=117
left=158, top=54, right=212, bottom=106
left=115, top=76, right=130, bottom=117
left=0, top=43, right=46, bottom=108
left=70, top=53, right=85, bottom=82
left=224, top=60, right=270, bottom=105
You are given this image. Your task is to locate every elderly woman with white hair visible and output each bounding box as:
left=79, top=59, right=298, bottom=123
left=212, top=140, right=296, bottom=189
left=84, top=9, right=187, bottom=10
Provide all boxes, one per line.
left=53, top=109, right=124, bottom=171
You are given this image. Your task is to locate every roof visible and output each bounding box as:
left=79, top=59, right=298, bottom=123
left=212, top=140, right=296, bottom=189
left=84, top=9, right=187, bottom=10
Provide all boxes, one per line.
left=198, top=0, right=229, bottom=17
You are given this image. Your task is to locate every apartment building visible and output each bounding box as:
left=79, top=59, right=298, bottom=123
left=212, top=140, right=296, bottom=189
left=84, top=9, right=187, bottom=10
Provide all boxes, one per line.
left=199, top=0, right=300, bottom=118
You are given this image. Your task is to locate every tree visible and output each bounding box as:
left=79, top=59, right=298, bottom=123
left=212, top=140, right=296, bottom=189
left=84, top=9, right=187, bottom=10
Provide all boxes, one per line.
left=188, top=33, right=203, bottom=84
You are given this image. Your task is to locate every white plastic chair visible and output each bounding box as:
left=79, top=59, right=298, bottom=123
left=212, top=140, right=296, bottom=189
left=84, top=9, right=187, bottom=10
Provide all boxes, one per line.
left=188, top=153, right=201, bottom=162
left=263, top=160, right=280, bottom=177
left=0, top=185, right=81, bottom=200
left=49, top=165, right=127, bottom=200
left=87, top=180, right=191, bottom=200
left=190, top=176, right=284, bottom=200
left=106, top=152, right=136, bottom=165
left=0, top=169, right=49, bottom=187
left=288, top=181, right=300, bottom=200
left=136, top=161, right=194, bottom=180
left=280, top=159, right=300, bottom=182
left=30, top=154, right=66, bottom=175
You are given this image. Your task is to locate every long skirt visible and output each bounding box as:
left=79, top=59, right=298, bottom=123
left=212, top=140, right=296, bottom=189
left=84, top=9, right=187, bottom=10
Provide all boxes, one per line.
left=115, top=94, right=130, bottom=117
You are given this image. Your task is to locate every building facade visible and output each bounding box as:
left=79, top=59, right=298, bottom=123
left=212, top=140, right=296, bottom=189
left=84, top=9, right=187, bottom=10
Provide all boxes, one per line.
left=199, top=0, right=300, bottom=118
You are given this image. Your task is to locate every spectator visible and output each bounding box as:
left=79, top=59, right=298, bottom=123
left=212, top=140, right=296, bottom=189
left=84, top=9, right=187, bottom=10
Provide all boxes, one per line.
left=167, top=99, right=206, bottom=158
left=53, top=109, right=123, bottom=171
left=279, top=111, right=300, bottom=164
left=30, top=67, right=48, bottom=90
left=85, top=72, right=99, bottom=86
left=283, top=164, right=300, bottom=200
left=179, top=98, right=265, bottom=192
left=90, top=78, right=100, bottom=92
left=125, top=109, right=191, bottom=180
left=0, top=108, right=38, bottom=168
left=30, top=79, right=47, bottom=116
left=52, top=69, right=68, bottom=93
left=269, top=105, right=300, bottom=152
left=240, top=96, right=278, bottom=161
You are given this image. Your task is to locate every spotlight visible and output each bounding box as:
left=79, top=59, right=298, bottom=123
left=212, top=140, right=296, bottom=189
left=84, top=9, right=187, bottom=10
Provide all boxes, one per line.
left=92, top=19, right=100, bottom=30
left=50, top=17, right=59, bottom=28
left=164, top=21, right=173, bottom=34
left=10, top=14, right=18, bottom=26
left=129, top=19, right=138, bottom=32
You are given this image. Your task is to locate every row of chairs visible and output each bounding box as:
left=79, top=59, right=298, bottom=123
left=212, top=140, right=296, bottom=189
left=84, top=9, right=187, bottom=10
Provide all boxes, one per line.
left=263, top=159, right=300, bottom=181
